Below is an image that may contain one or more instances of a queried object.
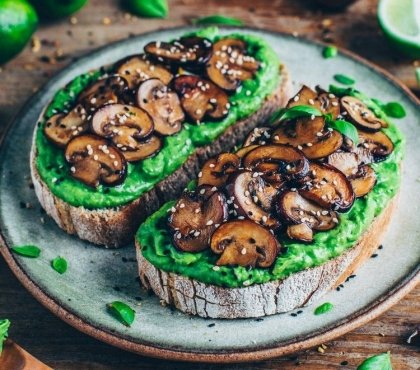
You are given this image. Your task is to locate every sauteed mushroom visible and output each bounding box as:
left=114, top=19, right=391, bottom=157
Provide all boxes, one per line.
left=210, top=220, right=280, bottom=268
left=243, top=127, right=271, bottom=147
left=357, top=130, right=394, bottom=160
left=287, top=223, right=314, bottom=243
left=341, top=96, right=387, bottom=130
left=198, top=153, right=240, bottom=188
left=350, top=165, right=377, bottom=198
left=327, top=151, right=359, bottom=177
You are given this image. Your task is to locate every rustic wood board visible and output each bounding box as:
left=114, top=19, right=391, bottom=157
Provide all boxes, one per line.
left=0, top=0, right=418, bottom=368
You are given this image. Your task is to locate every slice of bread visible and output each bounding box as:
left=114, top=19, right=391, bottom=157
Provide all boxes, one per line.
left=30, top=66, right=291, bottom=248
left=136, top=195, right=397, bottom=319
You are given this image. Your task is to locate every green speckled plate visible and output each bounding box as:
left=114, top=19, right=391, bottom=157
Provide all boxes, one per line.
left=0, top=27, right=419, bottom=363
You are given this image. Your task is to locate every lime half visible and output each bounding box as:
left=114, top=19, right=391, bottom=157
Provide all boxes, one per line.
left=378, top=0, right=420, bottom=58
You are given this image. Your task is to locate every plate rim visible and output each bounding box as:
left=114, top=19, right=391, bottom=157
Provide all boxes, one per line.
left=0, top=25, right=419, bottom=363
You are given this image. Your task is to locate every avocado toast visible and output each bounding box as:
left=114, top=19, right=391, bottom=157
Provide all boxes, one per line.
left=136, top=85, right=404, bottom=319
left=30, top=28, right=291, bottom=247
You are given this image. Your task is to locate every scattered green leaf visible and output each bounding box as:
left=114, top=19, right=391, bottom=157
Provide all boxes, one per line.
left=314, top=302, right=334, bottom=315
left=51, top=256, right=68, bottom=274
left=334, top=74, right=356, bottom=85
left=357, top=351, right=393, bottom=370
left=323, top=45, right=337, bottom=59
left=277, top=105, right=323, bottom=121
left=192, top=15, right=243, bottom=26
left=329, top=84, right=358, bottom=96
left=107, top=301, right=135, bottom=326
left=11, top=245, right=41, bottom=258
left=0, top=319, right=10, bottom=355
left=327, top=119, right=359, bottom=145
left=123, top=0, right=168, bottom=18
left=382, top=102, right=406, bottom=119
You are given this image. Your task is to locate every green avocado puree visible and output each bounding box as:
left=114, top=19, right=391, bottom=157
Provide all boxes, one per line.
left=35, top=29, right=281, bottom=209
left=136, top=90, right=405, bottom=288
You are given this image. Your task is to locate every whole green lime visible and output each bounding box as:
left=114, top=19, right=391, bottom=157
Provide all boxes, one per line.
left=30, top=0, right=88, bottom=19
left=0, top=0, right=38, bottom=64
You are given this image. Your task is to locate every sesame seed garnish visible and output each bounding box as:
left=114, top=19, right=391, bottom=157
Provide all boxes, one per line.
left=333, top=217, right=339, bottom=223
left=206, top=220, right=214, bottom=226
left=293, top=95, right=300, bottom=102
left=241, top=248, right=247, bottom=255
left=199, top=189, right=206, bottom=194
left=179, top=203, right=185, bottom=208
left=198, top=171, right=203, bottom=178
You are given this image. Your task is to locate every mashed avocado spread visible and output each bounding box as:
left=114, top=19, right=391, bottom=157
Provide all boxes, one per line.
left=35, top=28, right=281, bottom=208
left=136, top=89, right=404, bottom=288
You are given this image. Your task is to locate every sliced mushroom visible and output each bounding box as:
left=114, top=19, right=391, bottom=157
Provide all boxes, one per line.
left=210, top=220, right=280, bottom=268
left=116, top=54, right=173, bottom=89
left=236, top=144, right=260, bottom=158
left=341, top=96, right=387, bottom=131
left=243, top=144, right=309, bottom=181
left=300, top=162, right=355, bottom=211
left=327, top=151, right=359, bottom=177
left=168, top=186, right=228, bottom=252
left=44, top=104, right=89, bottom=147
left=357, top=130, right=394, bottom=160
left=206, top=38, right=259, bottom=91
left=172, top=75, right=230, bottom=122
left=350, top=165, right=377, bottom=198
left=243, top=127, right=271, bottom=147
left=287, top=223, right=314, bottom=243
left=277, top=191, right=338, bottom=231
left=137, top=78, right=185, bottom=136
left=198, top=153, right=240, bottom=188
left=65, top=134, right=127, bottom=187
left=120, top=135, right=162, bottom=162
left=144, top=36, right=212, bottom=67
left=226, top=171, right=279, bottom=229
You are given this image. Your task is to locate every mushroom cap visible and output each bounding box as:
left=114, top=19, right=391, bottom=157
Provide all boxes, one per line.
left=198, top=153, right=240, bottom=188
left=341, top=96, right=387, bottom=131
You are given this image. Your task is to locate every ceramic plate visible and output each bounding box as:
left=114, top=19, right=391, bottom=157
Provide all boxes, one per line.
left=0, top=27, right=419, bottom=363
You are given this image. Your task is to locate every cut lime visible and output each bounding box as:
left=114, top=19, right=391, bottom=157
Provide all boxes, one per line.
left=378, top=0, right=420, bottom=58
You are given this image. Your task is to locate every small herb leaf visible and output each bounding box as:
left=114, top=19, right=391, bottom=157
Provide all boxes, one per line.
left=334, top=74, right=356, bottom=85
left=193, top=15, right=243, bottom=26
left=107, top=301, right=135, bottom=327
left=11, top=245, right=41, bottom=258
left=0, top=319, right=10, bottom=355
left=51, top=257, right=68, bottom=274
left=314, top=302, right=334, bottom=315
left=328, top=119, right=359, bottom=145
left=278, top=105, right=323, bottom=121
left=383, top=102, right=406, bottom=119
left=124, top=0, right=168, bottom=18
left=357, top=352, right=393, bottom=370
left=323, top=45, right=337, bottom=59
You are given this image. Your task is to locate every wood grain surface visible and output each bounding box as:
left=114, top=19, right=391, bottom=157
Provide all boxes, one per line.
left=0, top=0, right=419, bottom=368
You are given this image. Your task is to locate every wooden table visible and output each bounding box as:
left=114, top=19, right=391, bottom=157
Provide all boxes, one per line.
left=0, top=0, right=418, bottom=368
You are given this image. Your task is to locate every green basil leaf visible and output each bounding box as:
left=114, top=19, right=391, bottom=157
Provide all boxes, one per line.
left=107, top=301, right=135, bottom=327
left=123, top=0, right=168, bottom=18
left=51, top=256, right=68, bottom=274
left=268, top=108, right=286, bottom=124
left=329, top=84, right=358, bottom=97
left=382, top=102, right=406, bottom=119
left=11, top=245, right=41, bottom=258
left=314, top=302, right=334, bottom=315
left=328, top=119, right=359, bottom=145
left=334, top=74, right=356, bottom=85
left=278, top=105, right=323, bottom=121
left=0, top=319, right=10, bottom=355
left=357, top=352, right=393, bottom=370
left=192, top=15, right=243, bottom=26
left=323, top=45, right=337, bottom=59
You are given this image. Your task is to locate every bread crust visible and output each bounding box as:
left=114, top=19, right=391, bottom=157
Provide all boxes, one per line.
left=30, top=67, right=292, bottom=248
left=136, top=196, right=397, bottom=319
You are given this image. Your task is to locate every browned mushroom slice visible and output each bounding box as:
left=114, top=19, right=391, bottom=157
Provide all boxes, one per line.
left=210, top=220, right=280, bottom=268
left=121, top=135, right=162, bottom=162
left=226, top=171, right=280, bottom=229
left=287, top=223, right=314, bottom=243
left=341, top=96, right=387, bottom=131
left=277, top=191, right=338, bottom=231
left=172, top=75, right=229, bottom=122
left=206, top=38, right=259, bottom=91
left=327, top=151, right=359, bottom=177
left=144, top=36, right=212, bottom=66
left=65, top=134, right=127, bottom=187
left=116, top=54, right=173, bottom=89
left=357, top=130, right=394, bottom=160
left=243, top=127, right=271, bottom=146
left=301, top=130, right=343, bottom=159
left=243, top=144, right=309, bottom=181
left=236, top=144, right=260, bottom=158
left=350, top=165, right=377, bottom=198
left=198, top=153, right=240, bottom=188
left=44, top=105, right=89, bottom=147
left=300, top=162, right=355, bottom=211
left=168, top=186, right=228, bottom=252
left=137, top=78, right=185, bottom=136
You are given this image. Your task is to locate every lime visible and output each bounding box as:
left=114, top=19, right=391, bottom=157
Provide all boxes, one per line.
left=0, top=0, right=38, bottom=64
left=30, top=0, right=88, bottom=19
left=378, top=0, right=420, bottom=58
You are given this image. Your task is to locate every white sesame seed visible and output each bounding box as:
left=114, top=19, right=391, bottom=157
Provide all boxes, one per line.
left=293, top=95, right=300, bottom=102
left=206, top=220, right=214, bottom=226
left=241, top=247, right=247, bottom=255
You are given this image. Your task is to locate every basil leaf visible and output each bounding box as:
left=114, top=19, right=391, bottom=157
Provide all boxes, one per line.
left=268, top=108, right=286, bottom=124
left=382, top=102, right=406, bottom=119
left=107, top=301, right=135, bottom=327
left=334, top=74, right=356, bottom=85
left=323, top=45, right=337, bottom=59
left=193, top=15, right=243, bottom=26
left=11, top=245, right=41, bottom=258
left=123, top=0, right=168, bottom=18
left=314, top=302, right=334, bottom=315
left=51, top=257, right=68, bottom=274
left=0, top=319, right=10, bottom=355
left=278, top=105, right=323, bottom=121
left=357, top=352, right=393, bottom=370
left=329, top=84, right=358, bottom=97
left=328, top=119, right=359, bottom=145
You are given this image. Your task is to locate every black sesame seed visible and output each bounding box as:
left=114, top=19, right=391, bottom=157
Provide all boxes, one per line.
left=340, top=360, right=348, bottom=366
left=371, top=253, right=378, bottom=258
left=378, top=245, right=383, bottom=249
left=336, top=287, right=341, bottom=291
left=208, top=323, right=216, bottom=328
left=291, top=313, right=298, bottom=317
left=297, top=310, right=303, bottom=314
left=255, top=318, right=264, bottom=322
